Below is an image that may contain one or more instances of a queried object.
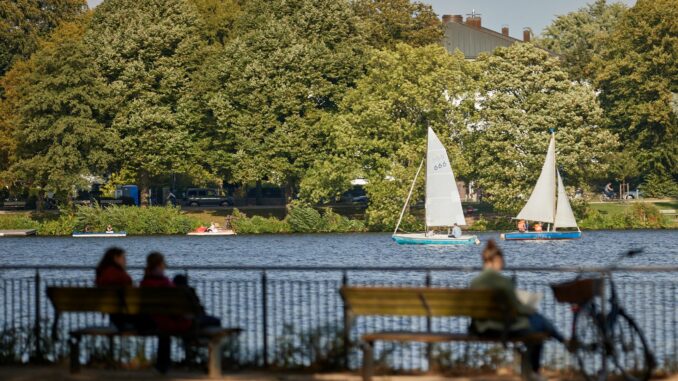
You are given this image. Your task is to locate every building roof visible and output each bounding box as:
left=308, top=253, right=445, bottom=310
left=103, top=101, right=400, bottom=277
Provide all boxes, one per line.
left=442, top=21, right=522, bottom=59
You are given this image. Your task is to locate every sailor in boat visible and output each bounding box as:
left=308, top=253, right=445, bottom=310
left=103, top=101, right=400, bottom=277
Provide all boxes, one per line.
left=106, top=224, right=114, bottom=234
left=448, top=223, right=462, bottom=238
left=517, top=220, right=526, bottom=232
left=533, top=222, right=543, bottom=232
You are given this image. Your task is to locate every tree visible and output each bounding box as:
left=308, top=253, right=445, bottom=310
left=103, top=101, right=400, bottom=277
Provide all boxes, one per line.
left=352, top=0, right=442, bottom=49
left=300, top=44, right=477, bottom=229
left=189, top=0, right=241, bottom=45
left=203, top=0, right=369, bottom=192
left=0, top=0, right=87, bottom=77
left=84, top=0, right=207, bottom=204
left=1, top=16, right=118, bottom=208
left=592, top=0, right=677, bottom=182
left=466, top=43, right=618, bottom=213
left=538, top=0, right=627, bottom=81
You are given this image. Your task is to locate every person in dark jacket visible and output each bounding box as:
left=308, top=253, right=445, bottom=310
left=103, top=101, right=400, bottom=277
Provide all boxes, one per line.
left=95, top=247, right=135, bottom=330
left=140, top=252, right=191, bottom=374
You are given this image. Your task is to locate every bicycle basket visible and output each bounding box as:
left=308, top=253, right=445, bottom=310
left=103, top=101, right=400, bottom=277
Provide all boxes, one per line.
left=551, top=278, right=604, bottom=304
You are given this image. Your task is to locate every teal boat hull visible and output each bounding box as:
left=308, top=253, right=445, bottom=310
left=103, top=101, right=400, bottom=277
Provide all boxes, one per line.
left=500, top=231, right=581, bottom=240
left=392, top=233, right=479, bottom=245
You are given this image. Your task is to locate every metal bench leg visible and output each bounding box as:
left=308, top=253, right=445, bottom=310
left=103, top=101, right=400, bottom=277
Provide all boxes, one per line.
left=518, top=346, right=534, bottom=381
left=207, top=336, right=225, bottom=379
left=362, top=341, right=374, bottom=381
left=69, top=334, right=81, bottom=374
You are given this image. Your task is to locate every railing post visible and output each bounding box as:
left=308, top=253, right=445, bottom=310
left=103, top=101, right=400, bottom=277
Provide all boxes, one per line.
left=261, top=271, right=268, bottom=368
left=425, top=271, right=432, bottom=369
left=34, top=269, right=42, bottom=362
left=342, top=270, right=349, bottom=369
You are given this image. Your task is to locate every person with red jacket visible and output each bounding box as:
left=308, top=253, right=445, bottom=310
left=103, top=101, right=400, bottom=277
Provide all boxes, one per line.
left=140, top=252, right=191, bottom=374
left=95, top=247, right=135, bottom=330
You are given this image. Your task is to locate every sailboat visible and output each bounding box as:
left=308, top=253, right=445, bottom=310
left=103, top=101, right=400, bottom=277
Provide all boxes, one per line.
left=501, top=132, right=581, bottom=241
left=392, top=128, right=479, bottom=245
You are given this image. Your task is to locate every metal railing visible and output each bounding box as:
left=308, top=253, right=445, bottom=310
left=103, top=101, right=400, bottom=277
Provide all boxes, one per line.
left=0, top=265, right=676, bottom=373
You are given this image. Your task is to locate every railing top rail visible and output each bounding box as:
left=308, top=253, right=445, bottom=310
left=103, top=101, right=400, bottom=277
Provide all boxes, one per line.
left=0, top=265, right=677, bottom=273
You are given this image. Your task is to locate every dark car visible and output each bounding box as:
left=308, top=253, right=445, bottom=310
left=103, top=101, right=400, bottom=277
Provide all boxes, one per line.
left=183, top=188, right=233, bottom=207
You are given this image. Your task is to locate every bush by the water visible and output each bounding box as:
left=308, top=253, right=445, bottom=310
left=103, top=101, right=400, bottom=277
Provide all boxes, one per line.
left=230, top=204, right=366, bottom=234
left=580, top=203, right=671, bottom=229
left=0, top=205, right=200, bottom=235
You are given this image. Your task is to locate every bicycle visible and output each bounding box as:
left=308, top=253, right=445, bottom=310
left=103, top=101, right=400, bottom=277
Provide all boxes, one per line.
left=551, top=250, right=655, bottom=381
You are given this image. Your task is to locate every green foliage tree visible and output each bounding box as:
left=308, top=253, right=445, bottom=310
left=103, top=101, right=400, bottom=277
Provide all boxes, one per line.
left=189, top=0, right=241, bottom=45
left=0, top=0, right=87, bottom=77
left=301, top=44, right=477, bottom=229
left=592, top=0, right=677, bottom=183
left=1, top=16, right=118, bottom=208
left=538, top=0, right=627, bottom=81
left=203, top=0, right=369, bottom=191
left=351, top=0, right=442, bottom=49
left=85, top=0, right=208, bottom=204
left=466, top=43, right=618, bottom=213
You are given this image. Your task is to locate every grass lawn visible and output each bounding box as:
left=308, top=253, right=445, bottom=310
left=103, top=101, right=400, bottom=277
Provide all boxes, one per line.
left=590, top=199, right=677, bottom=215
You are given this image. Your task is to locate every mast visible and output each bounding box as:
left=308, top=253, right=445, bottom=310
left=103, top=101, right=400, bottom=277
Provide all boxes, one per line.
left=393, top=159, right=425, bottom=235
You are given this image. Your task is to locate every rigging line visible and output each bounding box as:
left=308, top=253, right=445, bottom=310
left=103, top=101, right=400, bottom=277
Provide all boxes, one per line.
left=393, top=158, right=425, bottom=236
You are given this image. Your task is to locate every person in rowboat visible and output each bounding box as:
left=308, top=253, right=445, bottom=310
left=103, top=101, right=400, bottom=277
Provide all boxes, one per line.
left=106, top=224, right=114, bottom=233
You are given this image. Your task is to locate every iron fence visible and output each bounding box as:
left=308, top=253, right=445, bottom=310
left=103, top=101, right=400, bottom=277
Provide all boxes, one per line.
left=0, top=265, right=676, bottom=374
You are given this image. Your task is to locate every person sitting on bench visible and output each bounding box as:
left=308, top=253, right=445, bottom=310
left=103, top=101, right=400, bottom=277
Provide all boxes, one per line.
left=173, top=274, right=221, bottom=328
left=470, top=240, right=566, bottom=380
left=95, top=247, right=137, bottom=330
left=141, top=252, right=192, bottom=374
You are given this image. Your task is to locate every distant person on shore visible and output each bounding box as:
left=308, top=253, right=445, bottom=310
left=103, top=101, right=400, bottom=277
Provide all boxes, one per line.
left=604, top=182, right=614, bottom=198
left=141, top=252, right=191, bottom=374
left=517, top=220, right=527, bottom=232
left=95, top=247, right=134, bottom=330
left=470, top=240, right=566, bottom=378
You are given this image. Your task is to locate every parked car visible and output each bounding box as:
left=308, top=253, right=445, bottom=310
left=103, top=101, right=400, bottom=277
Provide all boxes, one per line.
left=183, top=188, right=233, bottom=207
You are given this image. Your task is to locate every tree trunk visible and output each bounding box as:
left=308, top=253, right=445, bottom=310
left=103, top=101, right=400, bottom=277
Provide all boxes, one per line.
left=255, top=181, right=263, bottom=206
left=35, top=189, right=45, bottom=213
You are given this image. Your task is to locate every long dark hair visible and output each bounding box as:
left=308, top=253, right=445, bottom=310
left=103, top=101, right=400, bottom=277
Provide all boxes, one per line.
left=144, top=252, right=166, bottom=277
left=96, top=247, right=126, bottom=278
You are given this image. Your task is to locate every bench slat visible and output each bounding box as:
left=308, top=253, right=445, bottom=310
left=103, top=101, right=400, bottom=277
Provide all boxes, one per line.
left=361, top=331, right=548, bottom=343
left=341, top=286, right=515, bottom=319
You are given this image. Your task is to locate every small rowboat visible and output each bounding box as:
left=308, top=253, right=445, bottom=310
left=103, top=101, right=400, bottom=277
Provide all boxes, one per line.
left=72, top=231, right=127, bottom=238
left=187, top=229, right=236, bottom=236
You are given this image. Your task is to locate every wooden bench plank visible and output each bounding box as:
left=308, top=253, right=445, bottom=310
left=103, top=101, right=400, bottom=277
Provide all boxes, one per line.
left=362, top=331, right=548, bottom=343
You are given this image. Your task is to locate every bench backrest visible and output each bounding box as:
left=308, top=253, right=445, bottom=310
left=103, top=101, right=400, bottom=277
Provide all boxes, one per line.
left=47, top=287, right=203, bottom=315
left=340, top=286, right=516, bottom=320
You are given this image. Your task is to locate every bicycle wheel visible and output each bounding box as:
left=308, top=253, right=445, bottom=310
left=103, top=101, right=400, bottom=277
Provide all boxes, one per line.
left=609, top=311, right=654, bottom=381
left=573, top=305, right=607, bottom=381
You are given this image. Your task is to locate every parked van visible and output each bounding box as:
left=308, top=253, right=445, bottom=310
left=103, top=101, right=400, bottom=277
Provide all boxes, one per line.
left=183, top=188, right=233, bottom=207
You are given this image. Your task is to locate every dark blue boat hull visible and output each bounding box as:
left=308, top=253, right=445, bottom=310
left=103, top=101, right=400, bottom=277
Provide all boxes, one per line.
left=501, top=231, right=582, bottom=240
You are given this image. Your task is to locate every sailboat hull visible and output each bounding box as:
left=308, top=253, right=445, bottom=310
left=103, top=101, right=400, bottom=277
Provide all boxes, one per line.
left=392, top=233, right=479, bottom=245
left=500, top=231, right=582, bottom=241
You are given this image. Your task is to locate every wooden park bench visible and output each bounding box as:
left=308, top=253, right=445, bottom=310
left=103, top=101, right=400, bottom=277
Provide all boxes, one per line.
left=47, top=286, right=241, bottom=378
left=340, top=286, right=547, bottom=381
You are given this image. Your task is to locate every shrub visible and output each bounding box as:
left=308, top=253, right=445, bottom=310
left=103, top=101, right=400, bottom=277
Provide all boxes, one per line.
left=286, top=202, right=324, bottom=233
left=230, top=209, right=290, bottom=234
left=641, top=173, right=678, bottom=198
left=0, top=215, right=39, bottom=230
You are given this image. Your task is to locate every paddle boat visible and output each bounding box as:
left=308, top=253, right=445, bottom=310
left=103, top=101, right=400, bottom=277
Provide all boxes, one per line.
left=501, top=132, right=581, bottom=241
left=392, top=127, right=479, bottom=245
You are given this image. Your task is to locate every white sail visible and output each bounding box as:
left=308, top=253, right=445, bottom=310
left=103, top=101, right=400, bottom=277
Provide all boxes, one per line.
left=516, top=135, right=556, bottom=223
left=554, top=170, right=578, bottom=228
left=425, top=127, right=466, bottom=226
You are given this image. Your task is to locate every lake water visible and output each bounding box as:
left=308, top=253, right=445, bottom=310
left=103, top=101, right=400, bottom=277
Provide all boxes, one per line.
left=1, top=230, right=676, bottom=270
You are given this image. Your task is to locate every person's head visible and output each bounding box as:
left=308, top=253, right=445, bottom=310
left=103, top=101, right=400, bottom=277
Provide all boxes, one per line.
left=454, top=223, right=458, bottom=227
left=96, top=247, right=126, bottom=276
left=145, top=252, right=166, bottom=275
left=480, top=240, right=504, bottom=271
